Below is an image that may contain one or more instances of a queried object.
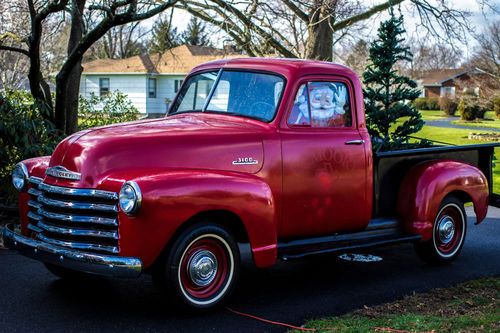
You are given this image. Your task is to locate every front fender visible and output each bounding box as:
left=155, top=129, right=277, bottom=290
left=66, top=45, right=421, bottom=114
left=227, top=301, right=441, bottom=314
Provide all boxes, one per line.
left=105, top=170, right=277, bottom=269
left=17, top=157, right=50, bottom=235
left=397, top=160, right=489, bottom=241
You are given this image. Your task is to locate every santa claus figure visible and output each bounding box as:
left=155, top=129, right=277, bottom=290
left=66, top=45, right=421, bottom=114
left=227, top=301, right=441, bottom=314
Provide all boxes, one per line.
left=309, top=83, right=347, bottom=127
left=292, top=83, right=348, bottom=127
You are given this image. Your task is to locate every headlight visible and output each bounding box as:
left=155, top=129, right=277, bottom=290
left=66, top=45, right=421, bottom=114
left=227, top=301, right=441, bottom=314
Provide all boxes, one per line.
left=12, top=163, right=29, bottom=191
left=119, top=181, right=142, bottom=215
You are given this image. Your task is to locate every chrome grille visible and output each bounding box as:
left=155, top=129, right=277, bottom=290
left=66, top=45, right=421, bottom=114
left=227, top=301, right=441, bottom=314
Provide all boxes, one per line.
left=26, top=176, right=119, bottom=254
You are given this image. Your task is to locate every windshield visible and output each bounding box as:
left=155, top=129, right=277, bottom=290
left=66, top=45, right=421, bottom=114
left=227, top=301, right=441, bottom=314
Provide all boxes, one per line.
left=169, top=70, right=285, bottom=122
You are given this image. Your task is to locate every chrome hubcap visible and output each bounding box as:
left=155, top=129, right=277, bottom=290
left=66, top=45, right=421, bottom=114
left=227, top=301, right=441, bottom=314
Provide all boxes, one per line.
left=187, top=250, right=218, bottom=287
left=438, top=216, right=455, bottom=244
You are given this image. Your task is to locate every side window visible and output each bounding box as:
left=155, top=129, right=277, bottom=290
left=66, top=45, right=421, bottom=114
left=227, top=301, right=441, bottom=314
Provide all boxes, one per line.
left=288, top=81, right=352, bottom=128
left=288, top=84, right=310, bottom=126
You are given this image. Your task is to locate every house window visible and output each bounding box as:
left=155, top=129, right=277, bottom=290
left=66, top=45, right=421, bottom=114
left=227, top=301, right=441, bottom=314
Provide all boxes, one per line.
left=99, top=78, right=110, bottom=96
left=148, top=78, right=157, bottom=98
left=174, top=79, right=183, bottom=93
left=440, top=86, right=455, bottom=98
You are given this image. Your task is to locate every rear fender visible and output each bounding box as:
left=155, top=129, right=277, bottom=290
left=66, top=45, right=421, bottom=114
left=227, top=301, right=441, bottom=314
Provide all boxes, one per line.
left=106, top=170, right=277, bottom=269
left=397, top=160, right=489, bottom=241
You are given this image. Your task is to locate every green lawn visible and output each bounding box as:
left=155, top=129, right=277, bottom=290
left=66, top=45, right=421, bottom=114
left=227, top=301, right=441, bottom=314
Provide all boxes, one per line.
left=451, top=119, right=500, bottom=129
left=419, top=109, right=500, bottom=129
left=292, top=277, right=499, bottom=333
left=412, top=125, right=500, bottom=193
left=418, top=109, right=452, bottom=120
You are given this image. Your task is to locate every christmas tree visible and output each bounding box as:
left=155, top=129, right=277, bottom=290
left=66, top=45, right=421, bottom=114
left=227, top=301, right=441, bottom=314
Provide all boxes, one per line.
left=363, top=8, right=426, bottom=151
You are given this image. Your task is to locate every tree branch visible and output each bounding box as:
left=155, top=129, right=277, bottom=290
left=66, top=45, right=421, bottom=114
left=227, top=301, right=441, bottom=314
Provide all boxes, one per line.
left=281, top=0, right=309, bottom=22
left=0, top=45, right=30, bottom=57
left=202, top=0, right=296, bottom=58
left=332, top=0, right=405, bottom=31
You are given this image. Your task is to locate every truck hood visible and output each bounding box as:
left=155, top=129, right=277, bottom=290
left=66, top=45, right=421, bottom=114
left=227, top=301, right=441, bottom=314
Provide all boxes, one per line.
left=48, top=114, right=268, bottom=187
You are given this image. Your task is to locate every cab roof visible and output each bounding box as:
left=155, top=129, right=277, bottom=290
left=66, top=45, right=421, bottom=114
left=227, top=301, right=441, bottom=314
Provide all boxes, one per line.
left=191, top=57, right=359, bottom=81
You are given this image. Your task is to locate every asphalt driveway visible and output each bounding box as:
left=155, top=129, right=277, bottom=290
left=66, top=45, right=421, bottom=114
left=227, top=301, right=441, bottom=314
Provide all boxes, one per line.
left=0, top=206, right=499, bottom=333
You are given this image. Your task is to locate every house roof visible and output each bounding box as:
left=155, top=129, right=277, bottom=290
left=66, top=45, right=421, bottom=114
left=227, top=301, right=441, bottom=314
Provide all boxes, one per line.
left=419, top=68, right=469, bottom=86
left=416, top=67, right=497, bottom=86
left=82, top=45, right=242, bottom=74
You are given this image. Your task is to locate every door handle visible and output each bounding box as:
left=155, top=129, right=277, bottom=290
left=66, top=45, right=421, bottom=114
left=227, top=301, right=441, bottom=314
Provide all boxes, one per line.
left=345, top=139, right=365, bottom=145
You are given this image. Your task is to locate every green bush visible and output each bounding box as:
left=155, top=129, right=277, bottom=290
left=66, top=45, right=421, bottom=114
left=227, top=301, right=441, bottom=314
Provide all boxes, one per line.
left=413, top=97, right=428, bottom=110
left=494, top=96, right=500, bottom=118
left=0, top=90, right=62, bottom=204
left=79, top=91, right=140, bottom=130
left=413, top=97, right=440, bottom=111
left=439, top=97, right=458, bottom=116
left=426, top=97, right=440, bottom=110
left=458, top=94, right=483, bottom=121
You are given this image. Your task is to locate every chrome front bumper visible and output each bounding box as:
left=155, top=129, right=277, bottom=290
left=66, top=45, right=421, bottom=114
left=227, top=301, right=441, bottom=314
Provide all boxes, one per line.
left=2, top=224, right=142, bottom=278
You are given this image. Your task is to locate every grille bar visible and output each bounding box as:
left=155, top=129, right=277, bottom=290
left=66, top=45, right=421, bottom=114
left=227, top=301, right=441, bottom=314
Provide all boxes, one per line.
left=39, top=182, right=118, bottom=200
left=38, top=233, right=119, bottom=254
left=27, top=177, right=120, bottom=255
left=28, top=188, right=42, bottom=197
left=38, top=194, right=118, bottom=212
left=28, top=200, right=42, bottom=210
left=28, top=223, right=43, bottom=233
left=37, top=221, right=119, bottom=240
left=29, top=176, right=43, bottom=185
left=36, top=207, right=118, bottom=226
left=28, top=211, right=42, bottom=221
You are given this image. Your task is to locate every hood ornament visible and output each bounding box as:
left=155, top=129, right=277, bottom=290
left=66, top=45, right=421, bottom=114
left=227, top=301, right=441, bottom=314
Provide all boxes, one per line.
left=46, top=166, right=81, bottom=181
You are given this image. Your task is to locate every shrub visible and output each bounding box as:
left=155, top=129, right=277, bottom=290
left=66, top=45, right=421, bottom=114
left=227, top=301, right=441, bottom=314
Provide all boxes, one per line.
left=426, top=97, right=440, bottom=110
left=494, top=96, right=500, bottom=118
left=413, top=97, right=428, bottom=110
left=0, top=90, right=62, bottom=203
left=439, top=97, right=458, bottom=116
left=458, top=94, right=483, bottom=121
left=79, top=91, right=140, bottom=130
left=413, top=97, right=440, bottom=111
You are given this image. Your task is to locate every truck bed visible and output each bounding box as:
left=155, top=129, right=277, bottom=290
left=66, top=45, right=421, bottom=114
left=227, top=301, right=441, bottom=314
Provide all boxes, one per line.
left=374, top=143, right=499, bottom=217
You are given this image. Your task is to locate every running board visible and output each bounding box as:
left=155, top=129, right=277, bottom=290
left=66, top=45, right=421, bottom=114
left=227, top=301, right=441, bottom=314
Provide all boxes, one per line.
left=278, top=219, right=420, bottom=260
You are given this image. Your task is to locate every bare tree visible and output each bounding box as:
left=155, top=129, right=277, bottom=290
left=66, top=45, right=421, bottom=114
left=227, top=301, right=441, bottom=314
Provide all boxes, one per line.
left=409, top=41, right=463, bottom=77
left=0, top=0, right=178, bottom=135
left=338, top=39, right=370, bottom=76
left=177, top=0, right=480, bottom=61
left=87, top=22, right=149, bottom=60
left=471, top=21, right=499, bottom=79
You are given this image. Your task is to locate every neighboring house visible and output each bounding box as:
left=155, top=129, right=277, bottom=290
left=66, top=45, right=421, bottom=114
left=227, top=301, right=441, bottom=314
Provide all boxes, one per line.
left=80, top=45, right=241, bottom=115
left=418, top=67, right=496, bottom=99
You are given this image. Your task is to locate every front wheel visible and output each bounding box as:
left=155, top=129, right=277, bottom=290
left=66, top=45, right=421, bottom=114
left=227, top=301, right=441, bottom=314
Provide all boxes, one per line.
left=414, top=196, right=467, bottom=265
left=154, top=223, right=240, bottom=310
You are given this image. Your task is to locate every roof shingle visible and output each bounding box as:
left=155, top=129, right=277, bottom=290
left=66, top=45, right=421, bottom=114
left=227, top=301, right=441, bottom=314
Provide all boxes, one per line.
left=82, top=45, right=241, bottom=74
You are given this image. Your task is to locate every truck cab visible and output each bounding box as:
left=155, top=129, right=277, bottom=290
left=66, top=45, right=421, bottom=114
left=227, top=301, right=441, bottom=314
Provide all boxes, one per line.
left=4, top=58, right=494, bottom=310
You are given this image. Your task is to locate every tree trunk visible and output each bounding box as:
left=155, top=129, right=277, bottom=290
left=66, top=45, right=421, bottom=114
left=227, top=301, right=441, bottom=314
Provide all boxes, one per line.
left=305, top=1, right=334, bottom=61
left=28, top=17, right=54, bottom=120
left=55, top=0, right=86, bottom=135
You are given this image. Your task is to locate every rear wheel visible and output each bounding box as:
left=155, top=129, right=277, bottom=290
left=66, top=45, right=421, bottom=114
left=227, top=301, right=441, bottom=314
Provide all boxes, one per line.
left=153, top=223, right=240, bottom=310
left=414, top=196, right=467, bottom=265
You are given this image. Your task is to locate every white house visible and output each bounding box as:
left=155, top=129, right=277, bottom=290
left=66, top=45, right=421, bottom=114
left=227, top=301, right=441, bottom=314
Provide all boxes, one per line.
left=80, top=45, right=240, bottom=116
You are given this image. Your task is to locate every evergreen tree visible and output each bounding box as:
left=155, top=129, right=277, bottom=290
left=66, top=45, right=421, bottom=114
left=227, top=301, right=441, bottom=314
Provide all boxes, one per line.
left=149, top=14, right=181, bottom=54
left=182, top=17, right=210, bottom=46
left=362, top=8, right=426, bottom=151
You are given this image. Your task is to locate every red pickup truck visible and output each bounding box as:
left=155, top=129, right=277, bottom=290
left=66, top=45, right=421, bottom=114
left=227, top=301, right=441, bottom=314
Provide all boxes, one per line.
left=4, top=58, right=497, bottom=309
